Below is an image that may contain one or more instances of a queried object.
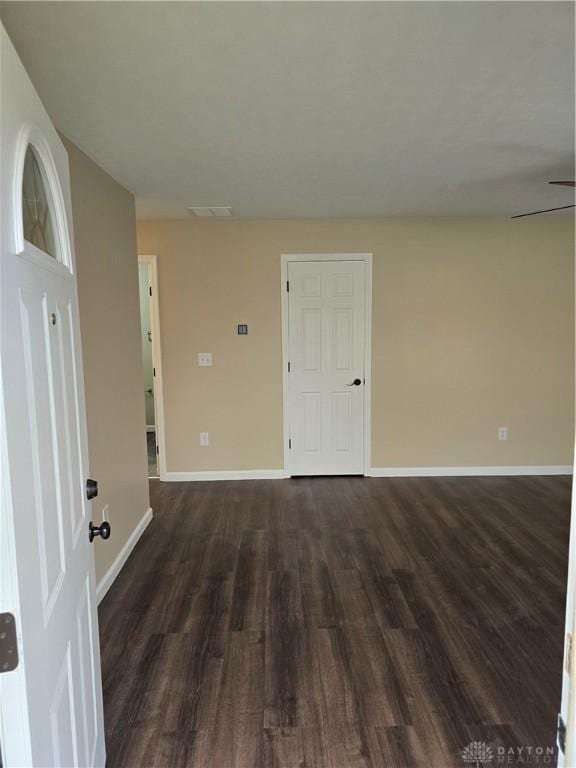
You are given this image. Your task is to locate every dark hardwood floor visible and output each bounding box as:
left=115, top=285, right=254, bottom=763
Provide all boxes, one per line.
left=99, top=475, right=571, bottom=767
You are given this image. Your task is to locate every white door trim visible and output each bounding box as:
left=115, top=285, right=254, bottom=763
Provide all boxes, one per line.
left=281, top=253, right=373, bottom=477
left=138, top=255, right=167, bottom=480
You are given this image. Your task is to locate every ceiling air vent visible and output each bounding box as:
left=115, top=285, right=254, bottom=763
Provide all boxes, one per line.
left=187, top=206, right=233, bottom=217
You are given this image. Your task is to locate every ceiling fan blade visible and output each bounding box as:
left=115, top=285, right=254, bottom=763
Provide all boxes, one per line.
left=511, top=204, right=576, bottom=219
left=548, top=181, right=576, bottom=188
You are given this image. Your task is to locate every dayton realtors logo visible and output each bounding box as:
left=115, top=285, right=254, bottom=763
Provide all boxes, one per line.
left=462, top=742, right=494, bottom=767
left=461, top=742, right=556, bottom=766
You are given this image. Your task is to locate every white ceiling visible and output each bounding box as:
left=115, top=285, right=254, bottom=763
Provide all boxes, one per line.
left=2, top=1, right=574, bottom=219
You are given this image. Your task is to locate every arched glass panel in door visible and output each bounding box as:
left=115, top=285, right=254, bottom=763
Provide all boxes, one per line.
left=22, top=144, right=58, bottom=258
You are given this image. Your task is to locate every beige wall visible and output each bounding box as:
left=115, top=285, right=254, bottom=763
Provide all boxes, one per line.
left=137, top=216, right=574, bottom=472
left=65, top=138, right=150, bottom=583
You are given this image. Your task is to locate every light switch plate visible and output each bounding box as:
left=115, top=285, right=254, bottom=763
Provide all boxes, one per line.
left=198, top=352, right=213, bottom=367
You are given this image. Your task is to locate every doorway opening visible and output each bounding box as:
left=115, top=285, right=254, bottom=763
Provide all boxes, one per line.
left=138, top=254, right=165, bottom=479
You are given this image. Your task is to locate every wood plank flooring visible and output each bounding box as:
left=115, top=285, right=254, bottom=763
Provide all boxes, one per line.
left=99, top=475, right=571, bottom=767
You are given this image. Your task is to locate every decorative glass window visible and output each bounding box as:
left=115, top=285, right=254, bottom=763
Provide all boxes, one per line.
left=22, top=145, right=57, bottom=258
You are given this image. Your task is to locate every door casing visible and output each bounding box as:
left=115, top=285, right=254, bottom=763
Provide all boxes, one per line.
left=281, top=253, right=373, bottom=477
left=138, top=254, right=167, bottom=480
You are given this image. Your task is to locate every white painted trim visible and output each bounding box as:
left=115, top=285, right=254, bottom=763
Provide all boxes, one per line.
left=281, top=258, right=291, bottom=477
left=138, top=255, right=167, bottom=480
left=96, top=507, right=153, bottom=604
left=560, top=441, right=576, bottom=765
left=281, top=253, right=373, bottom=478
left=368, top=465, right=573, bottom=477
left=135, top=466, right=573, bottom=481
left=164, top=469, right=289, bottom=482
left=13, top=123, right=73, bottom=271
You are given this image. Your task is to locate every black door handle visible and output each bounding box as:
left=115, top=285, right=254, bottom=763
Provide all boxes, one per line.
left=86, top=479, right=98, bottom=500
left=348, top=378, right=362, bottom=386
left=89, top=521, right=111, bottom=542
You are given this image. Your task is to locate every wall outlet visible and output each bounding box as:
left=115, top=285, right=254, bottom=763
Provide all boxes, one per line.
left=498, top=426, right=508, bottom=441
left=200, top=432, right=209, bottom=446
left=198, top=352, right=213, bottom=367
left=102, top=504, right=109, bottom=522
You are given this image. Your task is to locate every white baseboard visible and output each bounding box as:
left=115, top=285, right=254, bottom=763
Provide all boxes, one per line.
left=367, top=465, right=573, bottom=478
left=161, top=466, right=572, bottom=482
left=163, top=469, right=289, bottom=482
left=96, top=507, right=153, bottom=604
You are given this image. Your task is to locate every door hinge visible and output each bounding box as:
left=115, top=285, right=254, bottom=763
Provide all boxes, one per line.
left=153, top=367, right=156, bottom=377
left=149, top=286, right=152, bottom=297
left=0, top=613, right=19, bottom=673
left=558, top=713, right=566, bottom=755
left=288, top=438, right=292, bottom=449
left=156, top=445, right=159, bottom=455
left=288, top=361, right=291, bottom=372
left=286, top=280, right=290, bottom=292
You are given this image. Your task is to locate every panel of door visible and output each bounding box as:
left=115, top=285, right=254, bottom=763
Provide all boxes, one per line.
left=287, top=260, right=366, bottom=475
left=0, top=27, right=105, bottom=767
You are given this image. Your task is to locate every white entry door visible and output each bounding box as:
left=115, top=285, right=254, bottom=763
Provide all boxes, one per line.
left=286, top=259, right=368, bottom=475
left=0, top=27, right=105, bottom=767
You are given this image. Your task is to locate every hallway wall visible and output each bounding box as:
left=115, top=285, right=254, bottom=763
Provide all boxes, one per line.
left=65, top=138, right=150, bottom=585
